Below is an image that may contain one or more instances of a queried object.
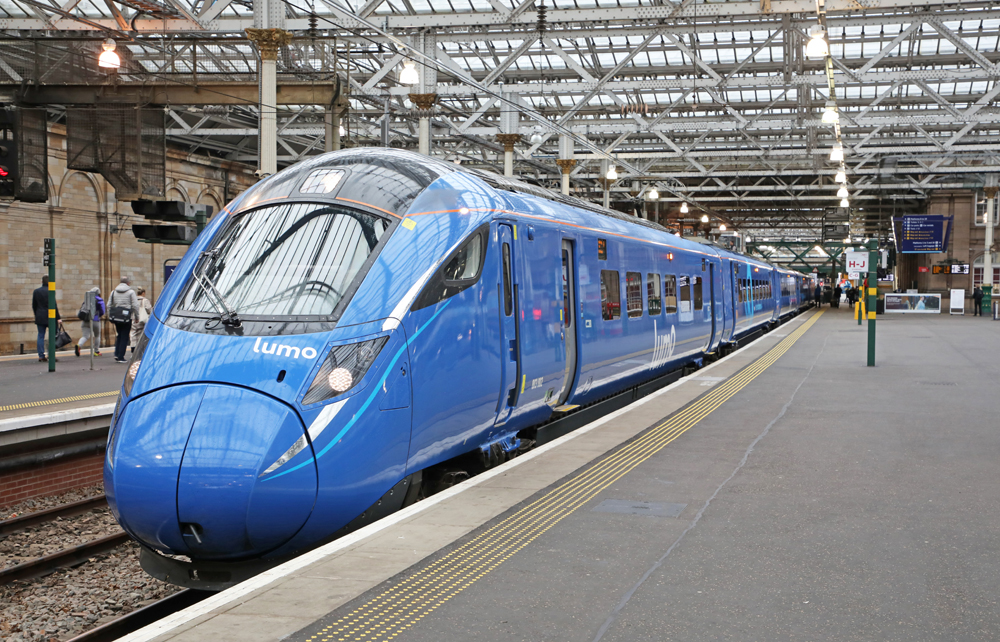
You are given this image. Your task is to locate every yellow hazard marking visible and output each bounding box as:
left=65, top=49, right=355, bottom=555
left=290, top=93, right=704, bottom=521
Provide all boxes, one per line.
left=868, top=311, right=876, bottom=320
left=48, top=282, right=56, bottom=290
left=308, top=310, right=825, bottom=642
left=0, top=391, right=119, bottom=414
left=48, top=309, right=56, bottom=318
left=868, top=288, right=877, bottom=295
left=513, top=226, right=517, bottom=240
left=520, top=374, right=526, bottom=393
left=401, top=219, right=416, bottom=230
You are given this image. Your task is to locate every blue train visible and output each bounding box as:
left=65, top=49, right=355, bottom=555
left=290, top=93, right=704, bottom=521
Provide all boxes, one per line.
left=105, top=149, right=816, bottom=589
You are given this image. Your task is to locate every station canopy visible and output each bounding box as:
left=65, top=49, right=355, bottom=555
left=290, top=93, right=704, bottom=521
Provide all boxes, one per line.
left=1, top=0, right=998, bottom=239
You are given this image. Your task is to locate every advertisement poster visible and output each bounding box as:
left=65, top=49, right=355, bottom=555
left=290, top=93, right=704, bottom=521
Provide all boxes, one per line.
left=884, top=293, right=941, bottom=313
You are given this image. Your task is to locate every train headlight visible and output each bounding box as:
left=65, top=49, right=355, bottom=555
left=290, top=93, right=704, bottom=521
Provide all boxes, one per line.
left=302, top=336, right=389, bottom=405
left=123, top=333, right=148, bottom=397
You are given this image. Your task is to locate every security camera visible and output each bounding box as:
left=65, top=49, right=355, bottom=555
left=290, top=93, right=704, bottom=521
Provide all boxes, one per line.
left=254, top=169, right=271, bottom=180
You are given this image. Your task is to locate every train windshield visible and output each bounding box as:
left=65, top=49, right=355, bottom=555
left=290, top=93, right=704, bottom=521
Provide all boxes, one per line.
left=175, top=203, right=389, bottom=320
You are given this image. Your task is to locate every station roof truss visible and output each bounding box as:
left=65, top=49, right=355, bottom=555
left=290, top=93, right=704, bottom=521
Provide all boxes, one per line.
left=1, top=0, right=999, bottom=238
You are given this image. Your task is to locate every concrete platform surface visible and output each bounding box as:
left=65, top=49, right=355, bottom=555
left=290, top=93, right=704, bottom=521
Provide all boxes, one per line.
left=123, top=309, right=1000, bottom=642
left=0, top=351, right=123, bottom=419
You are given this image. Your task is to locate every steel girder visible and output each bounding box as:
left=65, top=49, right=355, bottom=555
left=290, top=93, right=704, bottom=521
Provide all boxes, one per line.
left=2, top=0, right=1000, bottom=238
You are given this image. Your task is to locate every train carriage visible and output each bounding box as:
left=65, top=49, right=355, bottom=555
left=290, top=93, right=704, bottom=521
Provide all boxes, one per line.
left=105, top=149, right=811, bottom=590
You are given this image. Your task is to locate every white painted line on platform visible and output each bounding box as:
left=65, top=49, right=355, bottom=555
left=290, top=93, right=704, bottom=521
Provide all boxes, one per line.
left=0, top=403, right=115, bottom=433
left=118, top=312, right=816, bottom=642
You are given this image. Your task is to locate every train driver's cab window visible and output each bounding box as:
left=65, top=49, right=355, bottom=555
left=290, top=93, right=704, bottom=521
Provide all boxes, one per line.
left=647, top=273, right=662, bottom=315
left=626, top=272, right=643, bottom=318
left=693, top=275, right=703, bottom=311
left=600, top=270, right=621, bottom=320
left=412, top=225, right=488, bottom=311
left=663, top=275, right=677, bottom=313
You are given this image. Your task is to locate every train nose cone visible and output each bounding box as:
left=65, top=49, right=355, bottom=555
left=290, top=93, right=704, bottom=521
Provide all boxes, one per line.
left=107, top=384, right=317, bottom=559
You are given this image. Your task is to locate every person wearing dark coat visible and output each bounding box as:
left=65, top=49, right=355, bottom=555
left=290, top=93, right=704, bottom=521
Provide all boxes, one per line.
left=814, top=284, right=822, bottom=306
left=31, top=276, right=62, bottom=361
left=973, top=286, right=984, bottom=316
left=833, top=285, right=843, bottom=309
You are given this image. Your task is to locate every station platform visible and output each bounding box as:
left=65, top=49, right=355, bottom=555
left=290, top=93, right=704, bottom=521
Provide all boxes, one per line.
left=0, top=353, right=121, bottom=448
left=121, top=307, right=1000, bottom=642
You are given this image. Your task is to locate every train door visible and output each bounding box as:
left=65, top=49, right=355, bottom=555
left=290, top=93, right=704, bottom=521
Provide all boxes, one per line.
left=708, top=263, right=718, bottom=351
left=555, top=240, right=578, bottom=407
left=495, top=223, right=521, bottom=426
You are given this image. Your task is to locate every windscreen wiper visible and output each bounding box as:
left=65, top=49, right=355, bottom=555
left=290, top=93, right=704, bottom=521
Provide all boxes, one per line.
left=194, top=250, right=242, bottom=328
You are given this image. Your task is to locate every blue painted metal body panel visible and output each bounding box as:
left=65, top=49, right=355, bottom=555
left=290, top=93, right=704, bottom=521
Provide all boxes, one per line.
left=107, top=149, right=812, bottom=571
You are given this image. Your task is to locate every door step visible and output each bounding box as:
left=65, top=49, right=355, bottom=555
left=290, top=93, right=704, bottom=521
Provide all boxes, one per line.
left=552, top=404, right=580, bottom=413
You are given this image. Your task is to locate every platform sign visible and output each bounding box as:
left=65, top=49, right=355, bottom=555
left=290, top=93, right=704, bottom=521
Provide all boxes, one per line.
left=845, top=251, right=869, bottom=274
left=895, top=215, right=952, bottom=253
left=950, top=289, right=965, bottom=315
left=932, top=264, right=970, bottom=275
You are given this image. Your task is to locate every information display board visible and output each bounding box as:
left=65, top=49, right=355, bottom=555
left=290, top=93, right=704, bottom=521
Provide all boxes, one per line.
left=893, top=215, right=953, bottom=253
left=932, top=264, right=970, bottom=274
left=884, top=293, right=941, bottom=313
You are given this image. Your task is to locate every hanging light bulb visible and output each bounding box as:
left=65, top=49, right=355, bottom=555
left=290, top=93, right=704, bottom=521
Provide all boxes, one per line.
left=399, top=60, right=419, bottom=85
left=835, top=169, right=847, bottom=183
left=821, top=100, right=839, bottom=124
left=700, top=214, right=709, bottom=223
left=837, top=186, right=849, bottom=199
left=719, top=224, right=727, bottom=231
left=806, top=24, right=829, bottom=59
left=648, top=188, right=659, bottom=200
left=840, top=198, right=850, bottom=208
left=98, top=39, right=120, bottom=69
left=530, top=127, right=544, bottom=144
left=680, top=202, right=689, bottom=214
left=829, top=143, right=844, bottom=162
left=606, top=165, right=618, bottom=180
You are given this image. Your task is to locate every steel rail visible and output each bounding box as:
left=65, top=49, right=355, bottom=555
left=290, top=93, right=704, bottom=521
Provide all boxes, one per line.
left=0, top=495, right=108, bottom=536
left=65, top=589, right=214, bottom=642
left=0, top=531, right=131, bottom=585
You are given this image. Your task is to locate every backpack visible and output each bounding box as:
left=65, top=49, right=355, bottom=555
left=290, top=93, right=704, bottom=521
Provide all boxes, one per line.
left=108, top=290, right=133, bottom=324
left=77, top=301, right=91, bottom=322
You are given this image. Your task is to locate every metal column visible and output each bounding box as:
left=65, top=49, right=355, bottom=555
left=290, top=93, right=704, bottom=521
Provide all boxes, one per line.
left=984, top=184, right=996, bottom=314
left=247, top=0, right=289, bottom=178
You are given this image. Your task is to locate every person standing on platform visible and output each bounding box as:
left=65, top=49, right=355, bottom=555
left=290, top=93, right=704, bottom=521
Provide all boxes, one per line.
left=75, top=286, right=104, bottom=357
left=814, top=283, right=822, bottom=307
left=833, top=284, right=842, bottom=309
left=32, top=276, right=62, bottom=362
left=973, top=286, right=984, bottom=317
left=109, top=276, right=140, bottom=363
left=130, top=287, right=153, bottom=354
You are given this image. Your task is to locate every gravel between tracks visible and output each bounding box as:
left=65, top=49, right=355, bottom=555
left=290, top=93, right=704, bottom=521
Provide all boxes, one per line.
left=2, top=487, right=119, bottom=571
left=1, top=485, right=182, bottom=641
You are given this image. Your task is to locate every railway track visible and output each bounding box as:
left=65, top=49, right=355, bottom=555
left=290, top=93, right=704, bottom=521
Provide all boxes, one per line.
left=0, top=494, right=132, bottom=585
left=65, top=589, right=214, bottom=642
left=0, top=494, right=108, bottom=535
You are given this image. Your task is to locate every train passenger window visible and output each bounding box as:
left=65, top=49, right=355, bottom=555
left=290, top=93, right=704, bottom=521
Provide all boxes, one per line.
left=412, top=224, right=490, bottom=311
left=693, top=276, right=703, bottom=311
left=502, top=243, right=513, bottom=316
left=626, top=272, right=643, bottom=318
left=663, top=275, right=677, bottom=313
left=647, top=273, right=662, bottom=315
left=600, top=270, right=621, bottom=320
left=679, top=276, right=691, bottom=311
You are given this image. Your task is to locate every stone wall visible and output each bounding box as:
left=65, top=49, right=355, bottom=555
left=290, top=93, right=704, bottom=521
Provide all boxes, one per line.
left=0, top=123, right=256, bottom=354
